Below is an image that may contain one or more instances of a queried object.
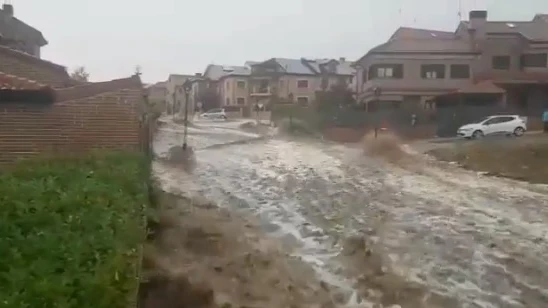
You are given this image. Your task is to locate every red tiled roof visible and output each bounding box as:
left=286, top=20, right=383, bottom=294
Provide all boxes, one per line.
left=0, top=45, right=75, bottom=88
left=54, top=75, right=143, bottom=102
left=0, top=72, right=49, bottom=90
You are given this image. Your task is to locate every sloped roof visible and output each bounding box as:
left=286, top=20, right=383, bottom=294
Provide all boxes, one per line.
left=0, top=71, right=49, bottom=90
left=0, top=5, right=48, bottom=46
left=460, top=20, right=548, bottom=41
left=390, top=27, right=456, bottom=40
left=302, top=58, right=354, bottom=76
left=253, top=58, right=353, bottom=76
left=0, top=45, right=74, bottom=87
left=369, top=38, right=475, bottom=54
left=54, top=75, right=142, bottom=102
left=272, top=58, right=315, bottom=75
left=203, top=64, right=251, bottom=80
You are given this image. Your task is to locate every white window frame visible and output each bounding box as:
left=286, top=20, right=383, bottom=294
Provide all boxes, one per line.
left=425, top=71, right=438, bottom=79
left=377, top=67, right=393, bottom=78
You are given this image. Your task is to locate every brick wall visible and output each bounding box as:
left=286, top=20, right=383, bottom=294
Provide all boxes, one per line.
left=0, top=88, right=144, bottom=165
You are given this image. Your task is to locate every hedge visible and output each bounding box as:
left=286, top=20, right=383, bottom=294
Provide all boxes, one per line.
left=0, top=152, right=148, bottom=308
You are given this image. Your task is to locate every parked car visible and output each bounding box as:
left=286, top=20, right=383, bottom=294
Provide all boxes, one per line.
left=457, top=115, right=527, bottom=139
left=200, top=108, right=227, bottom=120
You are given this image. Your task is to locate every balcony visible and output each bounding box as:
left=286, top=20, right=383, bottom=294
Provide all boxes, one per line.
left=250, top=86, right=272, bottom=96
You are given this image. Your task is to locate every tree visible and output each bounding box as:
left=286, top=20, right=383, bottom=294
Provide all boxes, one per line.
left=315, top=84, right=356, bottom=111
left=70, top=66, right=89, bottom=82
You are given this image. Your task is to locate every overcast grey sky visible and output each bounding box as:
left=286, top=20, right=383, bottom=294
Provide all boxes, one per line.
left=13, top=0, right=548, bottom=83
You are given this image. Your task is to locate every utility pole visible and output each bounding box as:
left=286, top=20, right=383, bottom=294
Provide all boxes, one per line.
left=182, top=79, right=192, bottom=151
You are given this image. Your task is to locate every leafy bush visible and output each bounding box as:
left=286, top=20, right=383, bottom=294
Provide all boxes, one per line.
left=0, top=152, right=148, bottom=308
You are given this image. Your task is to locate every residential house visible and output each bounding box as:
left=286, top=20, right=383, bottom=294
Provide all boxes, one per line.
left=353, top=10, right=548, bottom=116
left=196, top=58, right=354, bottom=113
left=200, top=64, right=250, bottom=109
left=166, top=74, right=194, bottom=114
left=0, top=4, right=47, bottom=57
left=146, top=81, right=167, bottom=103
left=0, top=26, right=145, bottom=164
left=248, top=57, right=354, bottom=107
left=146, top=81, right=167, bottom=113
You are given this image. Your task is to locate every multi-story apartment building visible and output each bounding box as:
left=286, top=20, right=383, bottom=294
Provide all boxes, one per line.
left=353, top=10, right=548, bottom=114
left=166, top=74, right=195, bottom=114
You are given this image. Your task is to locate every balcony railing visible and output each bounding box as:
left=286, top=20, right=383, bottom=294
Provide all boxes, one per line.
left=250, top=86, right=271, bottom=95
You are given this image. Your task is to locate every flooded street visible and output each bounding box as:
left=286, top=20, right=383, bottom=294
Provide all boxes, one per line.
left=153, top=119, right=548, bottom=308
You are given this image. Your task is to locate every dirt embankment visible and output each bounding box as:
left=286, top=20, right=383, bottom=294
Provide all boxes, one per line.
left=428, top=141, right=548, bottom=184
left=140, top=192, right=338, bottom=308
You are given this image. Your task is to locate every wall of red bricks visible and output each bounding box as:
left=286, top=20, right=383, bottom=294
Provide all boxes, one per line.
left=0, top=89, right=144, bottom=165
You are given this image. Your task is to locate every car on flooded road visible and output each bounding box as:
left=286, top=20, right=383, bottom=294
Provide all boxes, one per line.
left=457, top=115, right=527, bottom=139
left=200, top=108, right=227, bottom=120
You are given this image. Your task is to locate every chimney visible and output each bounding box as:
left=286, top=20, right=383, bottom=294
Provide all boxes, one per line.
left=2, top=4, right=13, bottom=17
left=469, top=10, right=487, bottom=33
left=339, top=57, right=346, bottom=63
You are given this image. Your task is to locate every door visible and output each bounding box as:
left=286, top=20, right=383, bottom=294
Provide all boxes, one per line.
left=483, top=116, right=515, bottom=135
left=493, top=116, right=514, bottom=134
left=482, top=117, right=503, bottom=135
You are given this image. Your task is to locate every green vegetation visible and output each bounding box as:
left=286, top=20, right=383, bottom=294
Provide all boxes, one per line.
left=0, top=152, right=149, bottom=308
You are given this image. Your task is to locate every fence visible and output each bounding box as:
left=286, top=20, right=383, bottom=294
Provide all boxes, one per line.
left=0, top=88, right=147, bottom=166
left=272, top=102, right=545, bottom=139
left=271, top=103, right=436, bottom=139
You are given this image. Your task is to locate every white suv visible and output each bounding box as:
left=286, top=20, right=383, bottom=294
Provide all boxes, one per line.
left=457, top=115, right=527, bottom=139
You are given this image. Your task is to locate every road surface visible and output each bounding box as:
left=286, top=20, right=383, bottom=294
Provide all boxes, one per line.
left=153, top=118, right=548, bottom=308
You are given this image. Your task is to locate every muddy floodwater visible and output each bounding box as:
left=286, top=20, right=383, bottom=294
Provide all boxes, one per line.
left=153, top=118, right=548, bottom=308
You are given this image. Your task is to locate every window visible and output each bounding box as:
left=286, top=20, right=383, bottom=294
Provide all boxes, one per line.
left=237, top=81, right=246, bottom=89
left=378, top=67, right=393, bottom=78
left=367, top=64, right=403, bottom=79
left=520, top=53, right=547, bottom=68
left=485, top=116, right=514, bottom=125
left=450, top=64, right=470, bottom=79
left=237, top=97, right=245, bottom=105
left=421, top=64, right=445, bottom=79
left=225, top=97, right=230, bottom=105
left=296, top=96, right=309, bottom=105
left=492, top=56, right=510, bottom=70
left=297, top=80, right=309, bottom=88
left=361, top=69, right=368, bottom=83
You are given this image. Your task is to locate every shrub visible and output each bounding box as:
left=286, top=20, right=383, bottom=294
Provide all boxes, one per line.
left=0, top=151, right=148, bottom=308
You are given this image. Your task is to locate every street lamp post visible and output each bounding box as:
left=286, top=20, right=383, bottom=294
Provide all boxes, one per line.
left=182, top=79, right=192, bottom=151
left=373, top=87, right=382, bottom=139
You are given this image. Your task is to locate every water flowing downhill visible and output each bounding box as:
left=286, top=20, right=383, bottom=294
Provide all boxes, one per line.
left=153, top=118, right=548, bottom=308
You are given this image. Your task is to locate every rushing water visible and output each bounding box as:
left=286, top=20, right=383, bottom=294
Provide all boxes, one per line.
left=153, top=119, right=548, bottom=308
